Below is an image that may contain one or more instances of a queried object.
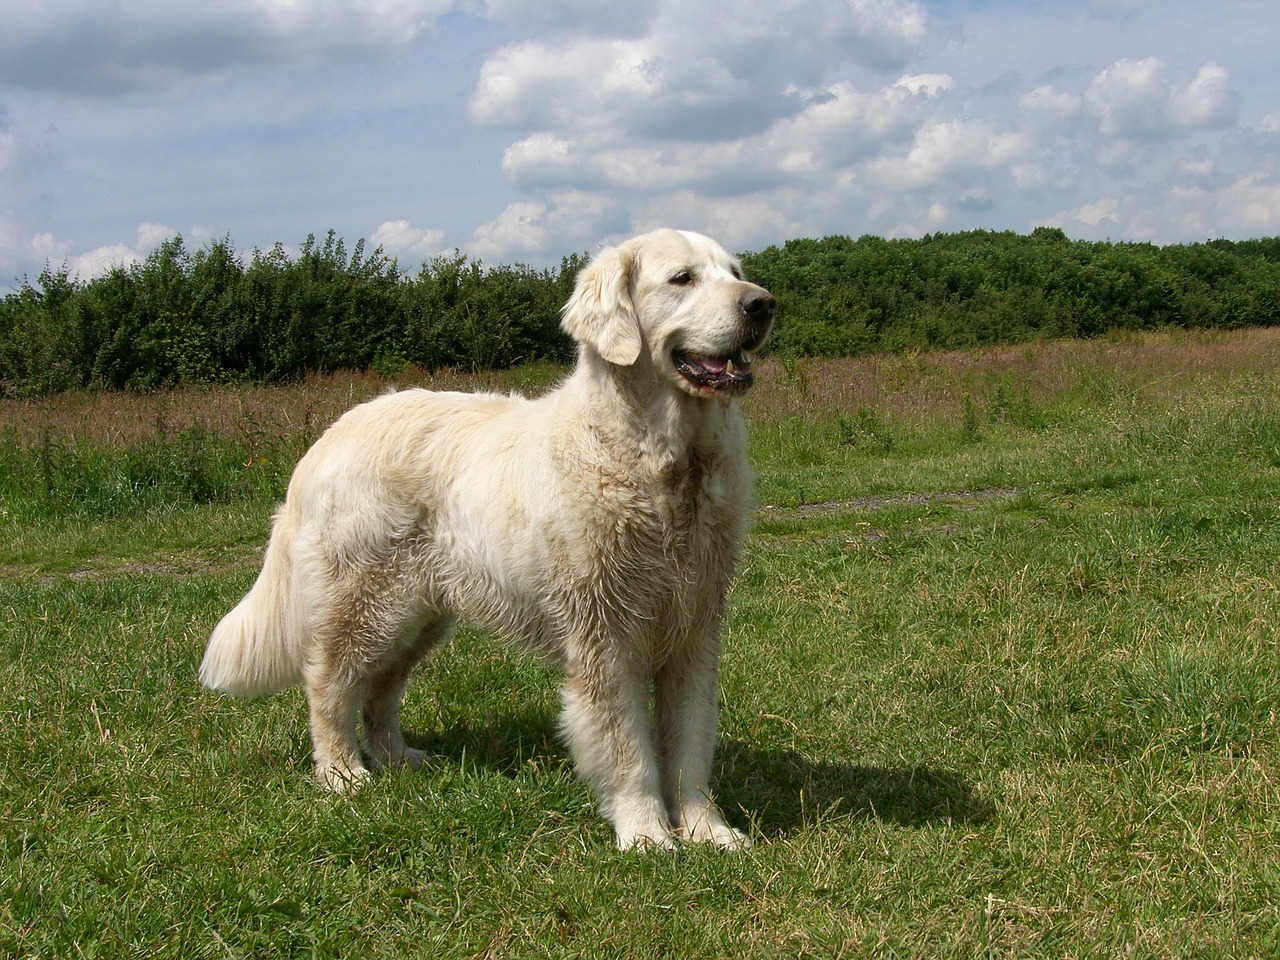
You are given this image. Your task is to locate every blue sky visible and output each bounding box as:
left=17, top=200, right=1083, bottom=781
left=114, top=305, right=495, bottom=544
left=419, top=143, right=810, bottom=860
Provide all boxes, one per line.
left=2, top=0, right=1278, bottom=289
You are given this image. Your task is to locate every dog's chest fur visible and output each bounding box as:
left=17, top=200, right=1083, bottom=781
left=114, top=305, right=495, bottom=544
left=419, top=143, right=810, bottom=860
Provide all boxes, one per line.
left=547, top=415, right=748, bottom=651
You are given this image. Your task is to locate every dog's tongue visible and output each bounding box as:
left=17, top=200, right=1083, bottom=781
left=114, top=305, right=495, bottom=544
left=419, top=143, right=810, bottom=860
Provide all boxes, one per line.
left=695, top=352, right=752, bottom=375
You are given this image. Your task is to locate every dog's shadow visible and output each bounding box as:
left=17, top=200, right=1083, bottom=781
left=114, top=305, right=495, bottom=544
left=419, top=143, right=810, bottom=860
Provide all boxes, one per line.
left=715, top=739, right=993, bottom=834
left=405, top=711, right=992, bottom=836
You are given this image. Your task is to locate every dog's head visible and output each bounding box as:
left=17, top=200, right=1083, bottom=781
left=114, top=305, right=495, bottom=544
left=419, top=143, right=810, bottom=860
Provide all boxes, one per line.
left=561, top=229, right=775, bottom=398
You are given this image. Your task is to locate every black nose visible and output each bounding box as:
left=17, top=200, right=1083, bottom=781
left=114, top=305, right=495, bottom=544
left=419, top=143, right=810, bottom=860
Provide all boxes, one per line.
left=739, top=286, right=776, bottom=341
left=740, top=288, right=776, bottom=316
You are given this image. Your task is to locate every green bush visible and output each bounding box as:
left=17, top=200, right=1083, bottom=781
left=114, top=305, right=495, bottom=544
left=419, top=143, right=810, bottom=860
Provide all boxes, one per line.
left=3, top=228, right=1279, bottom=396
left=743, top=229, right=1280, bottom=356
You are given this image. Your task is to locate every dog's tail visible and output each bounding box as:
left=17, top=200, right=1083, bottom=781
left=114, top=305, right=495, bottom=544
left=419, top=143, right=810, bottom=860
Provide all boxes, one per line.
left=199, top=506, right=305, bottom=696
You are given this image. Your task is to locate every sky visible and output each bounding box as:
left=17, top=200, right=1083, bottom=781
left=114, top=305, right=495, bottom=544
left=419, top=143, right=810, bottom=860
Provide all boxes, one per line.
left=2, top=0, right=1279, bottom=290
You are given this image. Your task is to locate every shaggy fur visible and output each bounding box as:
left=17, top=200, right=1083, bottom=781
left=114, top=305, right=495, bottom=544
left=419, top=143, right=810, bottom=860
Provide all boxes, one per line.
left=200, top=229, right=774, bottom=850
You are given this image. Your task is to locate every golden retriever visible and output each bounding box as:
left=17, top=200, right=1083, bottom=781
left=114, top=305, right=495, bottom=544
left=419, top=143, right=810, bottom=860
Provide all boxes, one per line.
left=200, top=229, right=775, bottom=850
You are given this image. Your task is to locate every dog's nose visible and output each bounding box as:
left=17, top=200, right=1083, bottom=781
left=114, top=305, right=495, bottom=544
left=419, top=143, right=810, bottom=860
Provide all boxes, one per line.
left=739, top=286, right=776, bottom=342
left=739, top=287, right=776, bottom=319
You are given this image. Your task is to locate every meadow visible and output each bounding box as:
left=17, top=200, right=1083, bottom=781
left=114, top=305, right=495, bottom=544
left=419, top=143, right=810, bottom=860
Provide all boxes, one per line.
left=3, top=328, right=1280, bottom=957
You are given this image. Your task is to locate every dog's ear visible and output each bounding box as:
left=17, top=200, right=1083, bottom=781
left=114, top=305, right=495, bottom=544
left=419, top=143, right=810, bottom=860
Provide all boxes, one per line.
left=560, top=244, right=643, bottom=366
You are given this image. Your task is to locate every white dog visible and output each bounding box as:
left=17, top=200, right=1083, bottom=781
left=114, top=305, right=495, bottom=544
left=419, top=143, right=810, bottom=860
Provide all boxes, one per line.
left=200, top=229, right=774, bottom=850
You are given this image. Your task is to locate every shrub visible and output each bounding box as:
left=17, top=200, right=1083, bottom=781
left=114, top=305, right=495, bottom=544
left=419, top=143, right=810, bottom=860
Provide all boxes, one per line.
left=4, top=228, right=1279, bottom=396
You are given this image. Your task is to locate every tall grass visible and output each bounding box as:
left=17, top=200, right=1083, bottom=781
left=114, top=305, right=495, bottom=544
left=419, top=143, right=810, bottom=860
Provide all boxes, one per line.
left=3, top=329, right=1280, bottom=956
left=0, top=364, right=570, bottom=523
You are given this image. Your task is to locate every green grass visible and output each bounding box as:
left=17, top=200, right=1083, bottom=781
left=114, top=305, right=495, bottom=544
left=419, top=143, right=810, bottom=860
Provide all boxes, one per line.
left=4, top=330, right=1280, bottom=956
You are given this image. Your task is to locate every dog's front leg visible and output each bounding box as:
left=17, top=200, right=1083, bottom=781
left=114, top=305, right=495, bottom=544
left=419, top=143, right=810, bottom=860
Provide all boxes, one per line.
left=655, top=638, right=751, bottom=850
left=560, top=650, right=673, bottom=851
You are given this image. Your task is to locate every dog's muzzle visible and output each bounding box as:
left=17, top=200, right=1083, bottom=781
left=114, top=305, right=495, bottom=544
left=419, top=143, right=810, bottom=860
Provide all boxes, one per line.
left=672, top=284, right=775, bottom=396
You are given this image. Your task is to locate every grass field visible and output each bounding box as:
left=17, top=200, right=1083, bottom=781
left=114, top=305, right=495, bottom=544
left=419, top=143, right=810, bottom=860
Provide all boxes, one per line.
left=3, top=329, right=1280, bottom=957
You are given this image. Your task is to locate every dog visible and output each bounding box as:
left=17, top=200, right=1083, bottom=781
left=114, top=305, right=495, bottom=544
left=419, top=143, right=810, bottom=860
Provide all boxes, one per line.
left=200, top=228, right=775, bottom=850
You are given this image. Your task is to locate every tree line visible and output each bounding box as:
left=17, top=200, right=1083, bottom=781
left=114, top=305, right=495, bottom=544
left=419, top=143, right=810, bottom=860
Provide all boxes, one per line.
left=3, top=226, right=1279, bottom=395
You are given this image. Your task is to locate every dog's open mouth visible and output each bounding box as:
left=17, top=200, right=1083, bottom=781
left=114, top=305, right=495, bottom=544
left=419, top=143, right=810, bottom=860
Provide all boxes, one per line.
left=672, top=349, right=755, bottom=394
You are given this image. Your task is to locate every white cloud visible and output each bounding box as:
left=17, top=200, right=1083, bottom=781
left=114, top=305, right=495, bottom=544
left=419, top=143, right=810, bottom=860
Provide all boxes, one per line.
left=868, top=119, right=1029, bottom=191
left=469, top=202, right=549, bottom=262
left=467, top=190, right=650, bottom=261
left=469, top=0, right=928, bottom=142
left=136, top=222, right=177, bottom=251
left=0, top=220, right=72, bottom=283
left=1087, top=58, right=1174, bottom=138
left=479, top=0, right=660, bottom=37
left=1075, top=198, right=1122, bottom=229
left=635, top=189, right=798, bottom=252
left=477, top=0, right=940, bottom=229
left=29, top=232, right=69, bottom=264
left=464, top=0, right=1273, bottom=261
left=501, top=133, right=580, bottom=187
left=502, top=130, right=764, bottom=196
left=1202, top=176, right=1280, bottom=234
left=67, top=243, right=142, bottom=280
left=896, top=73, right=952, bottom=97
left=763, top=82, right=922, bottom=177
left=1086, top=58, right=1236, bottom=139
left=1019, top=85, right=1082, bottom=126
left=1121, top=177, right=1280, bottom=242
left=1046, top=179, right=1280, bottom=244
left=370, top=219, right=447, bottom=259
left=1174, top=62, right=1235, bottom=129
left=494, top=70, right=951, bottom=211
left=4, top=221, right=188, bottom=285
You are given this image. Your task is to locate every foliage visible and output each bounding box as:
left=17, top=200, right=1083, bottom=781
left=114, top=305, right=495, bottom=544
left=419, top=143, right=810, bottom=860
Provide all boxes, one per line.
left=0, top=234, right=582, bottom=396
left=740, top=228, right=1280, bottom=357
left=3, top=227, right=1280, bottom=395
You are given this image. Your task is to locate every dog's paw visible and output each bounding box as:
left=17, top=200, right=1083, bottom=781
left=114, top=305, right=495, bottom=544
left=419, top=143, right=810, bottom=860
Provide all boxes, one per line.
left=315, top=762, right=373, bottom=793
left=397, top=747, right=428, bottom=769
left=614, top=815, right=678, bottom=852
left=369, top=745, right=428, bottom=771
left=616, top=827, right=678, bottom=853
left=705, top=824, right=752, bottom=850
left=681, top=810, right=753, bottom=850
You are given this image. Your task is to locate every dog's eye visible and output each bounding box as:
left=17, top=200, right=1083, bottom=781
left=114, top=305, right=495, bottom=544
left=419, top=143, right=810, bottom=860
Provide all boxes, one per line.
left=669, top=270, right=695, bottom=286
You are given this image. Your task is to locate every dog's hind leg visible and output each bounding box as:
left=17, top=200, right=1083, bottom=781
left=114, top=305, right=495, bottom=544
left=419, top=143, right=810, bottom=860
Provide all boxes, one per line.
left=363, top=614, right=454, bottom=771
left=303, top=579, right=412, bottom=791
left=305, top=657, right=371, bottom=793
